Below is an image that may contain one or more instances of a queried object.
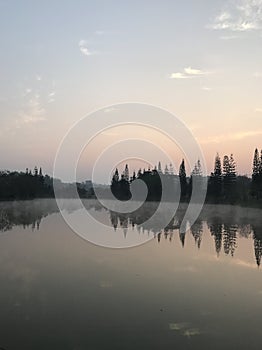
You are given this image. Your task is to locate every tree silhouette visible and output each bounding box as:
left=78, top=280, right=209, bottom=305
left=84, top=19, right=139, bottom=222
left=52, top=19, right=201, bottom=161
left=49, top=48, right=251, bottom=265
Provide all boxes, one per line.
left=253, top=148, right=260, bottom=177
left=124, top=164, right=129, bottom=181
left=179, top=159, right=187, bottom=200
left=192, top=159, right=202, bottom=176
left=158, top=161, right=162, bottom=174
left=208, top=153, right=222, bottom=202
left=252, top=148, right=262, bottom=199
left=188, top=159, right=204, bottom=201
left=223, top=154, right=237, bottom=203
left=2, top=147, right=262, bottom=206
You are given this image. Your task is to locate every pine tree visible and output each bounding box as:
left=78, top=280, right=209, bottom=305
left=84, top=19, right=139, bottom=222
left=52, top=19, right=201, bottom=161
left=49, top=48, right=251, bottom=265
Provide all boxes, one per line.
left=259, top=149, right=262, bottom=175
left=223, top=154, right=237, bottom=202
left=137, top=168, right=142, bottom=178
left=179, top=159, right=186, bottom=178
left=169, top=163, right=174, bottom=175
left=223, top=155, right=230, bottom=176
left=112, top=168, right=119, bottom=183
left=158, top=161, right=162, bottom=174
left=124, top=164, right=129, bottom=182
left=229, top=154, right=236, bottom=182
left=192, top=159, right=202, bottom=176
left=209, top=153, right=222, bottom=200
left=214, top=153, right=222, bottom=178
left=252, top=148, right=260, bottom=178
left=252, top=148, right=262, bottom=199
left=179, top=159, right=187, bottom=199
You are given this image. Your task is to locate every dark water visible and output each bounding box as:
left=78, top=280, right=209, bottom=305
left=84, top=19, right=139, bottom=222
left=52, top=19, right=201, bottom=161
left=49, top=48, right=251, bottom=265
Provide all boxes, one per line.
left=0, top=199, right=262, bottom=350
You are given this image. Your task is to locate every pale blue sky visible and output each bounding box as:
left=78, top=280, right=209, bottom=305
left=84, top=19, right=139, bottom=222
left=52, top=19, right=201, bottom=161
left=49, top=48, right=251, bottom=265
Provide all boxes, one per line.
left=0, top=0, right=262, bottom=181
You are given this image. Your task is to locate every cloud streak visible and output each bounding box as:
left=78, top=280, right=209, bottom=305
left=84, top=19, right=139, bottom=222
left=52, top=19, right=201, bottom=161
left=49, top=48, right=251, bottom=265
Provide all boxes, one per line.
left=79, top=39, right=95, bottom=56
left=48, top=91, right=56, bottom=103
left=184, top=67, right=206, bottom=75
left=201, top=86, right=212, bottom=91
left=209, top=0, right=262, bottom=32
left=200, top=129, right=262, bottom=144
left=170, top=67, right=210, bottom=79
left=170, top=72, right=189, bottom=79
left=17, top=94, right=46, bottom=127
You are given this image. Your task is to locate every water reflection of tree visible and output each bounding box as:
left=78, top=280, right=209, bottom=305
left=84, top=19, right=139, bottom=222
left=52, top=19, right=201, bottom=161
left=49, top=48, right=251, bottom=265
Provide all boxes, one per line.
left=110, top=211, right=118, bottom=230
left=107, top=204, right=262, bottom=267
left=253, top=237, right=262, bottom=267
left=207, top=214, right=246, bottom=258
left=208, top=218, right=223, bottom=256
left=206, top=211, right=262, bottom=266
left=0, top=199, right=104, bottom=234
left=190, top=220, right=203, bottom=249
left=223, top=224, right=238, bottom=257
left=2, top=199, right=262, bottom=267
left=0, top=200, right=59, bottom=233
left=252, top=223, right=262, bottom=267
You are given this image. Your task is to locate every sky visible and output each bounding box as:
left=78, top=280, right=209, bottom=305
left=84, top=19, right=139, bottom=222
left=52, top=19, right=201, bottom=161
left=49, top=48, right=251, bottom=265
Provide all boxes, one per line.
left=0, top=0, right=262, bottom=182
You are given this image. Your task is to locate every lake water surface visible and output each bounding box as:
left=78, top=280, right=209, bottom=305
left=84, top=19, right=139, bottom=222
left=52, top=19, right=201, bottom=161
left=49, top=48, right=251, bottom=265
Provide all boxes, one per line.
left=0, top=199, right=261, bottom=350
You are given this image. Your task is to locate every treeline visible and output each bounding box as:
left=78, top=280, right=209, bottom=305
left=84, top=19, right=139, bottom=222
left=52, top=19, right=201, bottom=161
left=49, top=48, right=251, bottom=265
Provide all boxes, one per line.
left=0, top=166, right=91, bottom=200
left=1, top=148, right=262, bottom=205
left=0, top=167, right=54, bottom=200
left=111, top=149, right=262, bottom=206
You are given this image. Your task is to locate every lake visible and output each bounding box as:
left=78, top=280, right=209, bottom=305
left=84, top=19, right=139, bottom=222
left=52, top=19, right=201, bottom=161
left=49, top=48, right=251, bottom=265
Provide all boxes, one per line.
left=0, top=199, right=261, bottom=350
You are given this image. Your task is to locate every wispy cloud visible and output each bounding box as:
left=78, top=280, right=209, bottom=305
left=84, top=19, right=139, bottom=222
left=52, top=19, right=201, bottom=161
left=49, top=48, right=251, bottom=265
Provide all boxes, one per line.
left=48, top=80, right=56, bottom=103
left=17, top=94, right=46, bottom=126
left=48, top=91, right=56, bottom=103
left=200, top=129, right=262, bottom=144
left=79, top=39, right=95, bottom=56
left=23, top=88, right=32, bottom=96
left=184, top=67, right=207, bottom=76
left=170, top=72, right=190, bottom=79
left=201, top=86, right=212, bottom=91
left=170, top=67, right=210, bottom=79
left=209, top=0, right=262, bottom=32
